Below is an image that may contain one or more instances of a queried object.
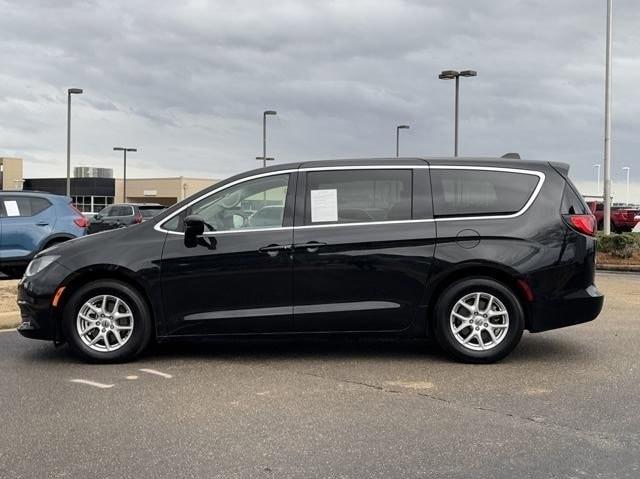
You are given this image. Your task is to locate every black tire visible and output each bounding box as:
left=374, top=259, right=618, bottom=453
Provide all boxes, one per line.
left=1, top=266, right=26, bottom=279
left=62, top=280, right=153, bottom=363
left=433, top=277, right=524, bottom=364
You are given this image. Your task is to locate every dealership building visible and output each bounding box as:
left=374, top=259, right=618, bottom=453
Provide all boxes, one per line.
left=1, top=157, right=218, bottom=213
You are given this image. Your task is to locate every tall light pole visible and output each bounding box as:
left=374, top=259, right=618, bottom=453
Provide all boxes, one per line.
left=113, top=147, right=137, bottom=202
left=438, top=70, right=477, bottom=156
left=66, top=88, right=83, bottom=197
left=396, top=125, right=410, bottom=157
left=256, top=110, right=277, bottom=168
left=603, top=0, right=613, bottom=234
left=622, top=166, right=630, bottom=205
left=593, top=163, right=601, bottom=195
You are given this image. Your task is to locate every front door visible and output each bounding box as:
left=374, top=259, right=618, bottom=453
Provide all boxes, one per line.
left=292, top=167, right=436, bottom=332
left=159, top=172, right=296, bottom=336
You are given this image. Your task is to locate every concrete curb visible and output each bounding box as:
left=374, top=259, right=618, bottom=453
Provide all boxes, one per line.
left=0, top=311, right=20, bottom=330
left=597, top=264, right=640, bottom=273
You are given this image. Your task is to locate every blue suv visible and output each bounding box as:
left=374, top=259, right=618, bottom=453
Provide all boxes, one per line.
left=0, top=192, right=87, bottom=277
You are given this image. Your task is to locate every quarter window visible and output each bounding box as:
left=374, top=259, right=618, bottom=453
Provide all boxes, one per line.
left=304, top=170, right=412, bottom=225
left=430, top=169, right=539, bottom=218
left=164, top=174, right=290, bottom=232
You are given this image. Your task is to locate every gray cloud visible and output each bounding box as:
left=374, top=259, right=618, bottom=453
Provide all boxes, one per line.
left=0, top=0, right=638, bottom=201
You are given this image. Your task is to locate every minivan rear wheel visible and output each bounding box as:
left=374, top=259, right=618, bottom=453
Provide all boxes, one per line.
left=434, top=278, right=524, bottom=363
left=62, top=280, right=152, bottom=363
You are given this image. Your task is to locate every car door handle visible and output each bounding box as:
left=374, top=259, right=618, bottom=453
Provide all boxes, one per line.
left=35, top=222, right=49, bottom=227
left=295, top=241, right=327, bottom=253
left=258, top=244, right=292, bottom=256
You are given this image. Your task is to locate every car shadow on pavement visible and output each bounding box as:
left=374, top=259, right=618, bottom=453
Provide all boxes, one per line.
left=18, top=331, right=590, bottom=366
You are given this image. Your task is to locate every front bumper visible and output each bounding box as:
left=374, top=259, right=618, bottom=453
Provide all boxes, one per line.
left=16, top=262, right=71, bottom=342
left=527, top=285, right=604, bottom=333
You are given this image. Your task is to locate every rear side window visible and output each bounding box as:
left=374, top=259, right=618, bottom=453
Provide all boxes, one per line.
left=561, top=183, right=589, bottom=215
left=0, top=197, right=51, bottom=217
left=430, top=169, right=539, bottom=218
left=140, top=207, right=164, bottom=218
left=304, top=170, right=412, bottom=224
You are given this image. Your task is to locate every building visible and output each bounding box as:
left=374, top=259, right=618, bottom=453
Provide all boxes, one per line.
left=3, top=158, right=218, bottom=213
left=0, top=157, right=24, bottom=190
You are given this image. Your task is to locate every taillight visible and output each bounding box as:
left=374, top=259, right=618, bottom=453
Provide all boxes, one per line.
left=134, top=212, right=143, bottom=224
left=564, top=214, right=596, bottom=236
left=69, top=204, right=88, bottom=228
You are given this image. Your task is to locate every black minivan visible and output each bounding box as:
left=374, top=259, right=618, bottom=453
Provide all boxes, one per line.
left=17, top=157, right=603, bottom=363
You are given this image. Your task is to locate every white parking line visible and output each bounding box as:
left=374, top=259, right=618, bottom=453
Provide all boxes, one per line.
left=126, top=375, right=139, bottom=380
left=70, top=379, right=114, bottom=389
left=139, top=368, right=172, bottom=379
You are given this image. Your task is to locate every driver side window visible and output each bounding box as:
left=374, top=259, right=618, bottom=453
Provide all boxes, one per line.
left=164, top=174, right=290, bottom=233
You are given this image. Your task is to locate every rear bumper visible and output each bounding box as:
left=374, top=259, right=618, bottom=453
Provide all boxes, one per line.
left=527, top=285, right=604, bottom=333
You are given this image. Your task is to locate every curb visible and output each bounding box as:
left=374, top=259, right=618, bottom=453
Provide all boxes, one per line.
left=597, top=264, right=640, bottom=273
left=0, top=311, right=20, bottom=330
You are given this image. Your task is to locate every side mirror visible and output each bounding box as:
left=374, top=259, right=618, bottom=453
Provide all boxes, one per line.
left=184, top=215, right=205, bottom=238
left=94, top=214, right=102, bottom=221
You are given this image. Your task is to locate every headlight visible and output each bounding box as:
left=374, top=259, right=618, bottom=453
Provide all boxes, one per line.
left=25, top=255, right=59, bottom=277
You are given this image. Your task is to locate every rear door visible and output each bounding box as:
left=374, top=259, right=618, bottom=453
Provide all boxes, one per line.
left=291, top=165, right=436, bottom=332
left=0, top=196, right=53, bottom=260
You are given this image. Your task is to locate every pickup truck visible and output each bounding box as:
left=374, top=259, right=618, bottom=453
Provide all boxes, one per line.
left=586, top=201, right=640, bottom=233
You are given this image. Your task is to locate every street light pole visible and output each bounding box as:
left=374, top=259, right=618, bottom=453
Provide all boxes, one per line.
left=256, top=110, right=277, bottom=168
left=603, top=0, right=613, bottom=234
left=439, top=70, right=477, bottom=156
left=623, top=167, right=630, bottom=205
left=396, top=125, right=410, bottom=157
left=66, top=88, right=83, bottom=197
left=593, top=164, right=601, bottom=195
left=113, top=147, right=137, bottom=202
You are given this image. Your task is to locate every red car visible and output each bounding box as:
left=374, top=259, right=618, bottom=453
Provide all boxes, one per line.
left=587, top=201, right=640, bottom=233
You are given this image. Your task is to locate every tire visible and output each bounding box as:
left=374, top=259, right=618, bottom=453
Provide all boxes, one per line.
left=62, top=280, right=153, bottom=363
left=433, top=277, right=524, bottom=364
left=1, top=266, right=26, bottom=279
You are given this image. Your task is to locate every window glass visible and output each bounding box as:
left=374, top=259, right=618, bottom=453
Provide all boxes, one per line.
left=431, top=169, right=539, bottom=217
left=29, top=197, right=51, bottom=216
left=561, top=183, right=589, bottom=215
left=304, top=170, right=412, bottom=225
left=164, top=174, right=289, bottom=232
left=98, top=206, right=113, bottom=217
left=1, top=197, right=51, bottom=217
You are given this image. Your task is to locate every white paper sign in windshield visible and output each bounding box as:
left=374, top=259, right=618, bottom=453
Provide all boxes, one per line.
left=4, top=200, right=20, bottom=217
left=310, top=189, right=338, bottom=223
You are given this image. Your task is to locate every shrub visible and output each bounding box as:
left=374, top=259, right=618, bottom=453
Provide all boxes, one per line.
left=596, top=232, right=640, bottom=259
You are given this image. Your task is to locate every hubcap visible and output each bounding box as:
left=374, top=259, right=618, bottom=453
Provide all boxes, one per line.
left=76, top=295, right=134, bottom=353
left=449, top=292, right=509, bottom=352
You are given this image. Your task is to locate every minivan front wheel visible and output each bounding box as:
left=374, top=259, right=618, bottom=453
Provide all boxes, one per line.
left=434, top=278, right=524, bottom=363
left=62, top=280, right=152, bottom=363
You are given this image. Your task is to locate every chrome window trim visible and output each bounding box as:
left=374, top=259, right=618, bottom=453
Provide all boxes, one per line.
left=154, top=164, right=545, bottom=235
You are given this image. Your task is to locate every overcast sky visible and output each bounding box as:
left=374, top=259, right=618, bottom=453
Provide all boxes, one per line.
left=1, top=0, right=638, bottom=201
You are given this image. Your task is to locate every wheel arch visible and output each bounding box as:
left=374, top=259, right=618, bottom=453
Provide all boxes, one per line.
left=39, top=233, right=76, bottom=252
left=55, top=265, right=159, bottom=338
left=424, top=262, right=531, bottom=334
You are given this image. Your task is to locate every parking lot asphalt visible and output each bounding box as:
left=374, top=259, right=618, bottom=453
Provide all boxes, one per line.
left=0, top=272, right=639, bottom=479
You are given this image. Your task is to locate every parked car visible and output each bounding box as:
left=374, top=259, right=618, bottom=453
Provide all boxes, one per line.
left=17, top=157, right=603, bottom=363
left=0, top=191, right=87, bottom=277
left=87, top=203, right=166, bottom=234
left=586, top=201, right=640, bottom=233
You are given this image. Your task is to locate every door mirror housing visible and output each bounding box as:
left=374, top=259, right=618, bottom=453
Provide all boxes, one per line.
left=94, top=214, right=102, bottom=221
left=184, top=215, right=205, bottom=238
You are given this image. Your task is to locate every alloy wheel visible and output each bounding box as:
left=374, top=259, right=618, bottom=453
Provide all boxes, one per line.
left=76, top=295, right=135, bottom=352
left=449, top=292, right=509, bottom=351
